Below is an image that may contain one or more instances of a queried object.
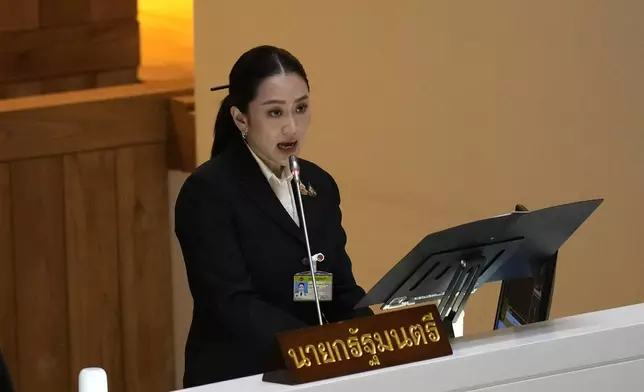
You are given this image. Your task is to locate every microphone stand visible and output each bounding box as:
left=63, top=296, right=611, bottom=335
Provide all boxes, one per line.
left=289, top=156, right=324, bottom=326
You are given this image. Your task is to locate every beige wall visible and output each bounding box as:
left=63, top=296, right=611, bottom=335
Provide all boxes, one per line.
left=138, top=0, right=193, bottom=81
left=189, top=0, right=644, bottom=383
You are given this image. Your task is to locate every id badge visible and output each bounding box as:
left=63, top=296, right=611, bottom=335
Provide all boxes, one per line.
left=293, top=271, right=333, bottom=302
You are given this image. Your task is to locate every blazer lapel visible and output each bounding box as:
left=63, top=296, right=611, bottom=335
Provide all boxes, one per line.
left=231, top=141, right=306, bottom=245
left=292, top=178, right=317, bottom=224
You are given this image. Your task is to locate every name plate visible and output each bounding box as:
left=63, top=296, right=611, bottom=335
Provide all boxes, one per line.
left=263, top=304, right=452, bottom=385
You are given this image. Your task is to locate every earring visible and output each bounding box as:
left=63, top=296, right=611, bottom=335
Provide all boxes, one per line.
left=241, top=130, right=248, bottom=139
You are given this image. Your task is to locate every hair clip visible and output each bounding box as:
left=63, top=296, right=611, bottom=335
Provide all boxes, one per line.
left=210, top=84, right=230, bottom=92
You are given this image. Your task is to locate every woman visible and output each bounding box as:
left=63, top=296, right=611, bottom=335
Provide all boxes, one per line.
left=175, top=45, right=373, bottom=387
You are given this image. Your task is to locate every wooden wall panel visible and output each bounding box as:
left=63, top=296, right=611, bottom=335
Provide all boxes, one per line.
left=168, top=95, right=197, bottom=171
left=0, top=79, right=191, bottom=113
left=41, top=74, right=97, bottom=95
left=64, top=151, right=124, bottom=392
left=0, top=74, right=105, bottom=99
left=0, top=0, right=139, bottom=98
left=0, top=0, right=38, bottom=33
left=96, top=68, right=139, bottom=88
left=0, top=19, right=139, bottom=84
left=11, top=157, right=70, bottom=392
left=117, top=145, right=175, bottom=392
left=91, top=0, right=137, bottom=22
left=0, top=165, right=17, bottom=386
left=0, top=97, right=168, bottom=163
left=0, top=82, right=189, bottom=392
left=39, top=0, right=91, bottom=28
left=0, top=81, right=41, bottom=99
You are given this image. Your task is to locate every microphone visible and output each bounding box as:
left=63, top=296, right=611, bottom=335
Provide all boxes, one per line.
left=288, top=155, right=301, bottom=181
left=289, top=155, right=323, bottom=326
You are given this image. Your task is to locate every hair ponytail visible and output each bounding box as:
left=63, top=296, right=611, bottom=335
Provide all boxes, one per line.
left=211, top=95, right=242, bottom=158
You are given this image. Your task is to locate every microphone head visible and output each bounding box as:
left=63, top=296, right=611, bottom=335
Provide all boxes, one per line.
left=288, top=156, right=300, bottom=180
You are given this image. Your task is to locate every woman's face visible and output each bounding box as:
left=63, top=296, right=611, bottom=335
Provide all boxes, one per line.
left=234, top=73, right=311, bottom=175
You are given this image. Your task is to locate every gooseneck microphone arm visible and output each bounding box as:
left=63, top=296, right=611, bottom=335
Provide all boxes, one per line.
left=288, top=155, right=324, bottom=326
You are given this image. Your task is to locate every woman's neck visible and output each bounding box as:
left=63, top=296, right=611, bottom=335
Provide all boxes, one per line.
left=258, top=154, right=282, bottom=177
left=246, top=142, right=285, bottom=178
left=268, top=164, right=283, bottom=178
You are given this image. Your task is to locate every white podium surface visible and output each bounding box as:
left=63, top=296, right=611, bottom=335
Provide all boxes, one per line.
left=175, top=303, right=644, bottom=392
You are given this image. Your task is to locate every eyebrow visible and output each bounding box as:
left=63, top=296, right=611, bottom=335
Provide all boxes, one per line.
left=261, top=94, right=309, bottom=106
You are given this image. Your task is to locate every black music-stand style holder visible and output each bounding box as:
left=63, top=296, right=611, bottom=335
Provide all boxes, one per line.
left=355, top=199, right=604, bottom=338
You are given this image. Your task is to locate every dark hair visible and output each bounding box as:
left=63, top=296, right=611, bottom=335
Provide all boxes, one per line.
left=211, top=45, right=310, bottom=158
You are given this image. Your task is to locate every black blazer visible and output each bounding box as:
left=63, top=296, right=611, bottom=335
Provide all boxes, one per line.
left=0, top=350, right=13, bottom=392
left=175, top=137, right=373, bottom=387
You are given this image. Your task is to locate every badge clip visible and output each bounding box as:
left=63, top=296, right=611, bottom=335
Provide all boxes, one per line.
left=301, top=253, right=324, bottom=266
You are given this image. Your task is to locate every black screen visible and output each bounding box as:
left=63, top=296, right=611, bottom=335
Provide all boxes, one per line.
left=494, top=252, right=557, bottom=329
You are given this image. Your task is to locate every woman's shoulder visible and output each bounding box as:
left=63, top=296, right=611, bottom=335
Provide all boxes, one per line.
left=299, top=158, right=334, bottom=182
left=176, top=155, right=235, bottom=205
left=190, top=155, right=232, bottom=183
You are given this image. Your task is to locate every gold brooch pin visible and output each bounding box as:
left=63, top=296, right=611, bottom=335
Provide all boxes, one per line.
left=299, top=182, right=317, bottom=197
left=307, top=183, right=317, bottom=197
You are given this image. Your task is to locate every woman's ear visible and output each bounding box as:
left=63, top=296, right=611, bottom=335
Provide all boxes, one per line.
left=230, top=106, right=249, bottom=132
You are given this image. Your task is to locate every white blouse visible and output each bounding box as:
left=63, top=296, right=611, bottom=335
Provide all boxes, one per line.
left=246, top=144, right=300, bottom=227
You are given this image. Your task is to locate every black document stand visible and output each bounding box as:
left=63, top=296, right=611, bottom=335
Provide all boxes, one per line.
left=355, top=199, right=604, bottom=338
